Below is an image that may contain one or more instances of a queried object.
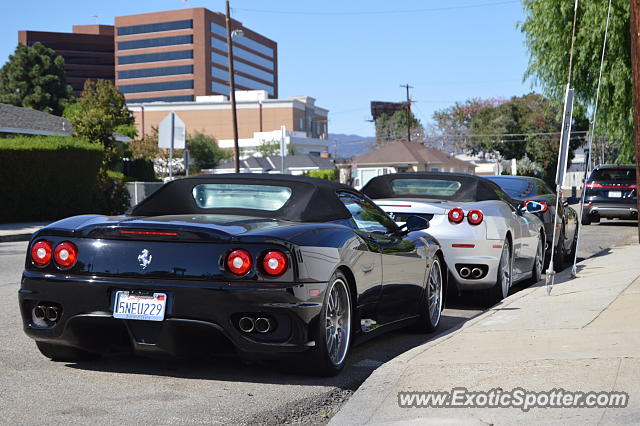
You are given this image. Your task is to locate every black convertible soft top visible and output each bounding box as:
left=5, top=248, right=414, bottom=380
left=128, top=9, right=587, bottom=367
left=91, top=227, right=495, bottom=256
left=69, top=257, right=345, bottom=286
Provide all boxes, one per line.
left=131, top=174, right=355, bottom=222
left=361, top=172, right=503, bottom=202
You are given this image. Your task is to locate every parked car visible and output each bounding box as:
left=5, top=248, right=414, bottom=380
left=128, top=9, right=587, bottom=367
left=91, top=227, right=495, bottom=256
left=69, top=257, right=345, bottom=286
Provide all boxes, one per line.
left=581, top=164, right=637, bottom=225
left=484, top=175, right=578, bottom=271
left=362, top=173, right=546, bottom=305
left=20, top=174, right=444, bottom=376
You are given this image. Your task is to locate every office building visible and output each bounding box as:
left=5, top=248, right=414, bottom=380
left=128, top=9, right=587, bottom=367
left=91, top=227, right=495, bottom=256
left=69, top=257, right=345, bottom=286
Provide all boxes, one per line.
left=18, top=25, right=115, bottom=95
left=128, top=90, right=328, bottom=156
left=115, top=8, right=277, bottom=103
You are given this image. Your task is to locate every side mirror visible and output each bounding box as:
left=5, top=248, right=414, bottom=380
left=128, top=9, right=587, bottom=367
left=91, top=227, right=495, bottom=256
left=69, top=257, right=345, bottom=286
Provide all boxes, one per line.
left=523, top=200, right=548, bottom=214
left=401, top=215, right=430, bottom=233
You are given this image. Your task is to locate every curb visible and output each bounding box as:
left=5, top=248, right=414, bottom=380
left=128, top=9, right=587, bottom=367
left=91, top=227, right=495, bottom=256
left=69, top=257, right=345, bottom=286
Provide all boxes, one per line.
left=0, top=233, right=33, bottom=243
left=329, top=267, right=575, bottom=426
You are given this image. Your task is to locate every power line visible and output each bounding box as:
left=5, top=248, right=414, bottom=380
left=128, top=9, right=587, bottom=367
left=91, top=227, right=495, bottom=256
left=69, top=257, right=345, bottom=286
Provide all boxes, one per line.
left=437, top=131, right=588, bottom=138
left=234, top=1, right=518, bottom=16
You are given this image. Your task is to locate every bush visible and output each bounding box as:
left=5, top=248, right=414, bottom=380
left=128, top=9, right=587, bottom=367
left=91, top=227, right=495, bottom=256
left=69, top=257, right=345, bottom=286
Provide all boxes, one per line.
left=302, top=169, right=338, bottom=181
left=95, top=170, right=130, bottom=216
left=123, top=158, right=158, bottom=182
left=0, top=136, right=103, bottom=222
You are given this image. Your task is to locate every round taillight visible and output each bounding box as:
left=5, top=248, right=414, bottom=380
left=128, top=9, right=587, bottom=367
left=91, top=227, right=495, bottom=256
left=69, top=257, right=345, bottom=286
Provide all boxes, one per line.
left=467, top=210, right=484, bottom=225
left=262, top=251, right=288, bottom=276
left=31, top=240, right=52, bottom=266
left=226, top=249, right=252, bottom=276
left=448, top=208, right=464, bottom=224
left=54, top=242, right=78, bottom=268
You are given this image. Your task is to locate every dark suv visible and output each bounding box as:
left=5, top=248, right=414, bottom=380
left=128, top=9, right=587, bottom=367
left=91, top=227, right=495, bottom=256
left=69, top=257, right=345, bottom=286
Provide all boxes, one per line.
left=582, top=164, right=637, bottom=225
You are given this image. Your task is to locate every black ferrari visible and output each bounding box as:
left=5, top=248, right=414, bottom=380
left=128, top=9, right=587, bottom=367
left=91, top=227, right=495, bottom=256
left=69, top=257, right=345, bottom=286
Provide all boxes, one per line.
left=19, top=174, right=444, bottom=376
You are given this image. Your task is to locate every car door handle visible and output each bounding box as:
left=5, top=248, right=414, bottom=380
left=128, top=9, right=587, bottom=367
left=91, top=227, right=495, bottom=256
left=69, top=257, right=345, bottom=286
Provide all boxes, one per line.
left=361, top=264, right=374, bottom=273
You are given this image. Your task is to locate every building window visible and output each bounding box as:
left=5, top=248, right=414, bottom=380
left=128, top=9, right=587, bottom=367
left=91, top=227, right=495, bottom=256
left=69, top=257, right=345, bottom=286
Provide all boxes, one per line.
left=210, top=25, right=274, bottom=57
left=211, top=55, right=274, bottom=83
left=118, top=35, right=193, bottom=51
left=118, top=50, right=193, bottom=65
left=212, top=39, right=273, bottom=70
left=212, top=81, right=230, bottom=95
left=118, top=20, right=193, bottom=36
left=126, top=95, right=194, bottom=103
left=118, top=80, right=194, bottom=94
left=119, top=65, right=193, bottom=80
left=430, top=167, right=440, bottom=172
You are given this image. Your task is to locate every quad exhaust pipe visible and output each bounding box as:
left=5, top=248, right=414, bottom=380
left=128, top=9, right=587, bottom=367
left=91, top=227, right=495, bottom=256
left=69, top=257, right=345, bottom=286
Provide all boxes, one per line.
left=471, top=267, right=483, bottom=279
left=33, top=305, right=61, bottom=322
left=238, top=316, right=273, bottom=334
left=459, top=267, right=471, bottom=278
left=238, top=317, right=255, bottom=333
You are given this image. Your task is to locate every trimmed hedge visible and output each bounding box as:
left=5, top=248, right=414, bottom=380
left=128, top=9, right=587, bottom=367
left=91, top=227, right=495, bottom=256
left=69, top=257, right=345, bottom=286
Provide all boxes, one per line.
left=303, top=168, right=338, bottom=181
left=0, top=136, right=104, bottom=223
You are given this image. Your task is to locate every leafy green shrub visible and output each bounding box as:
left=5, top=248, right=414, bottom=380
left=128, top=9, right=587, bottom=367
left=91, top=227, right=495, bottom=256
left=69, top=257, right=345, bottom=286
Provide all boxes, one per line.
left=95, top=170, right=131, bottom=216
left=302, top=169, right=338, bottom=181
left=0, top=136, right=103, bottom=222
left=123, top=158, right=158, bottom=182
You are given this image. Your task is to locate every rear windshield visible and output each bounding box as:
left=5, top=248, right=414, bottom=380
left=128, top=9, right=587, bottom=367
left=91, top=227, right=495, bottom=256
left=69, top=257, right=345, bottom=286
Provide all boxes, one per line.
left=192, top=184, right=292, bottom=211
left=590, top=168, right=636, bottom=182
left=390, top=179, right=462, bottom=198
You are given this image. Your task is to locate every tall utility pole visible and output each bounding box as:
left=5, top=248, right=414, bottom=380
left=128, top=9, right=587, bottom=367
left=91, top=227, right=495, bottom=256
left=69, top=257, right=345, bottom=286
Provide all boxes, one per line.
left=400, top=84, right=413, bottom=142
left=630, top=0, right=640, bottom=242
left=225, top=0, right=240, bottom=173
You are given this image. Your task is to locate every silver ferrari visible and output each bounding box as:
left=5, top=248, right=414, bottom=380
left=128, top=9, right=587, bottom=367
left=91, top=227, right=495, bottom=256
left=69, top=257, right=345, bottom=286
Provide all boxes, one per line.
left=362, top=173, right=546, bottom=304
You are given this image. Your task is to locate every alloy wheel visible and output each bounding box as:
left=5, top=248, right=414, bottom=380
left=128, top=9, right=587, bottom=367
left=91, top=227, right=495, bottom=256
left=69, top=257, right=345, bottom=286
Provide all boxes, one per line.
left=325, top=278, right=351, bottom=366
left=500, top=243, right=512, bottom=298
left=428, top=259, right=443, bottom=326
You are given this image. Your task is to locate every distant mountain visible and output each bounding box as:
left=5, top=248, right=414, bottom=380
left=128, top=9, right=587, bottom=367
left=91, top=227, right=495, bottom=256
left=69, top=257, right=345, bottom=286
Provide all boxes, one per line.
left=327, top=133, right=376, bottom=158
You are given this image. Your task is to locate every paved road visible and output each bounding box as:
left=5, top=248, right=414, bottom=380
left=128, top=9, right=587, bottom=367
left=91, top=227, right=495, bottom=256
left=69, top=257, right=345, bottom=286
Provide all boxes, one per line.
left=0, top=221, right=636, bottom=425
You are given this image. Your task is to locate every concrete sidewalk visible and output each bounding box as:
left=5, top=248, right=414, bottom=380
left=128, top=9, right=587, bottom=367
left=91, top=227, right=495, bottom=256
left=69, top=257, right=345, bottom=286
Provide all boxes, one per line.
left=0, top=222, right=49, bottom=242
left=331, top=244, right=640, bottom=425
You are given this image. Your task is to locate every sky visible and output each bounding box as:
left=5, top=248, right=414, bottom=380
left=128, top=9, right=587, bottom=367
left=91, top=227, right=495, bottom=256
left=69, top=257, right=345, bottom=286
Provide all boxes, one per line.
left=0, top=0, right=534, bottom=137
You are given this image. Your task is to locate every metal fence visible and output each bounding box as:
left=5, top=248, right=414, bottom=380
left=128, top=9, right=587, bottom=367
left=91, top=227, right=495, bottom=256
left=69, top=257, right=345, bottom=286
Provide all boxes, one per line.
left=126, top=182, right=164, bottom=208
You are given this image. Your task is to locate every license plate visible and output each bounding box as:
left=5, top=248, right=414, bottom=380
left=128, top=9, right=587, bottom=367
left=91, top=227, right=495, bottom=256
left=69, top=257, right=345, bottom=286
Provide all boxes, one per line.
left=608, top=191, right=622, bottom=198
left=113, top=291, right=166, bottom=321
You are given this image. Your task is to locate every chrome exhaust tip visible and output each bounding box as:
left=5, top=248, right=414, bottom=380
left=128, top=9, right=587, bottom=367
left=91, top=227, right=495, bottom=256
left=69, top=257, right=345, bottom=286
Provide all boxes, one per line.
left=471, top=268, right=483, bottom=279
left=254, top=317, right=271, bottom=333
left=459, top=267, right=471, bottom=278
left=45, top=306, right=60, bottom=322
left=33, top=306, right=46, bottom=319
left=238, top=317, right=255, bottom=333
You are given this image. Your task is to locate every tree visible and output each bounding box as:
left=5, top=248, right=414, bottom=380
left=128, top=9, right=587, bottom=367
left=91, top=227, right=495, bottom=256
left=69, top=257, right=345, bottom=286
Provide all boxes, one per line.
left=187, top=132, right=230, bottom=173
left=375, top=109, right=424, bottom=146
left=0, top=43, right=73, bottom=115
left=431, top=98, right=505, bottom=151
left=256, top=139, right=281, bottom=157
left=519, top=0, right=634, bottom=163
left=64, top=80, right=133, bottom=168
left=468, top=93, right=589, bottom=186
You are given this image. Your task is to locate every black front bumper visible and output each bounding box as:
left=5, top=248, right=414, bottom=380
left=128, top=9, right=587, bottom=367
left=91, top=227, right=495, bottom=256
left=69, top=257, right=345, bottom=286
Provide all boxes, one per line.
left=19, top=271, right=326, bottom=358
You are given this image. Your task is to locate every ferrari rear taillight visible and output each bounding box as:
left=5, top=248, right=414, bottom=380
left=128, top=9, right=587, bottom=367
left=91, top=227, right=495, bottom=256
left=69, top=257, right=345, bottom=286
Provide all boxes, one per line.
left=448, top=208, right=464, bottom=224
left=467, top=210, right=484, bottom=225
left=226, top=249, right=252, bottom=276
left=523, top=200, right=549, bottom=213
left=54, top=242, right=78, bottom=268
left=262, top=251, right=288, bottom=276
left=31, top=240, right=52, bottom=266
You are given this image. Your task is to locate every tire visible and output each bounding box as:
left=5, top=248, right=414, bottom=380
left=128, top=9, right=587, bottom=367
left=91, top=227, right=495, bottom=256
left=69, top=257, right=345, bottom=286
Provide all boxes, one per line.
left=295, top=271, right=353, bottom=377
left=553, top=229, right=566, bottom=272
left=483, top=238, right=512, bottom=306
left=414, top=257, right=444, bottom=333
left=36, top=341, right=99, bottom=362
left=566, top=230, right=578, bottom=261
left=581, top=215, right=591, bottom=226
left=529, top=234, right=544, bottom=284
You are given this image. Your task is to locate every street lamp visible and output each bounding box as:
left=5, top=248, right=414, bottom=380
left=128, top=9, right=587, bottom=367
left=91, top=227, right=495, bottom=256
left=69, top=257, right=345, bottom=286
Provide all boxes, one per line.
left=225, top=0, right=242, bottom=173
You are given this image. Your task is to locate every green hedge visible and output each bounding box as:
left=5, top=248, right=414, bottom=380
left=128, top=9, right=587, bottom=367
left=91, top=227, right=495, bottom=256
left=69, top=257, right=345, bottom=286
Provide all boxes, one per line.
left=0, top=136, right=104, bottom=223
left=302, top=168, right=338, bottom=181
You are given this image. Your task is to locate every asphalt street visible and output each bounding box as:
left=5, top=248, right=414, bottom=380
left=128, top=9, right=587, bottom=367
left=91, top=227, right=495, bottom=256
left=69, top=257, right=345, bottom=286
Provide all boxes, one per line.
left=0, top=220, right=637, bottom=425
